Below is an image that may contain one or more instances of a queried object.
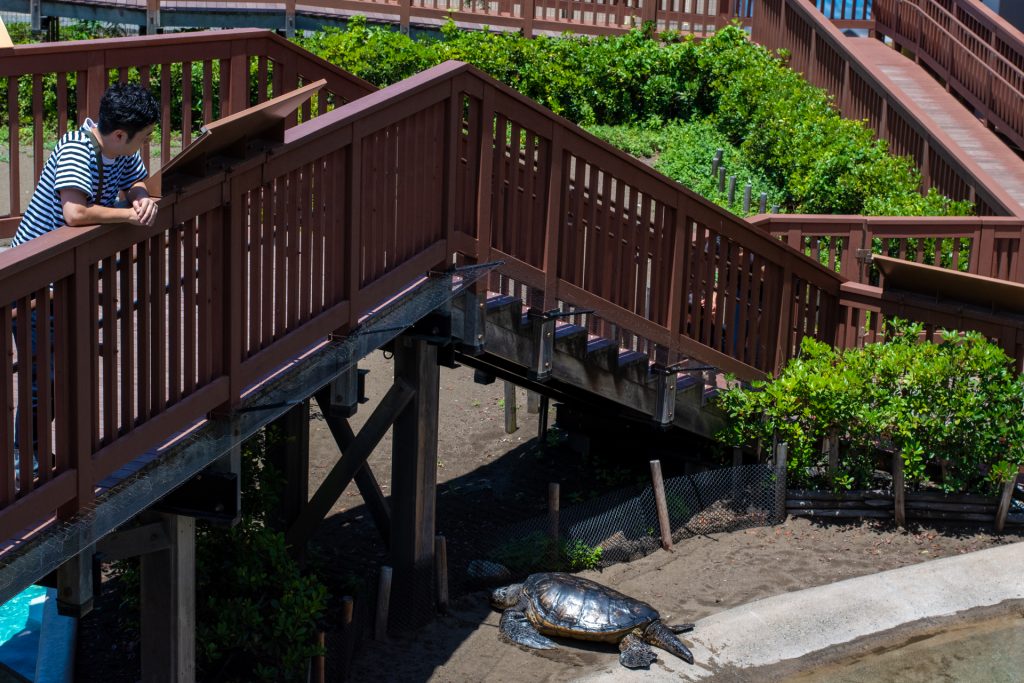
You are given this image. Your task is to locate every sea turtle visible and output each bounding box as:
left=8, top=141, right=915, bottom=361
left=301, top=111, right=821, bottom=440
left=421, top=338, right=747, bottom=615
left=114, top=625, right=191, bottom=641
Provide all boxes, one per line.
left=491, top=572, right=695, bottom=669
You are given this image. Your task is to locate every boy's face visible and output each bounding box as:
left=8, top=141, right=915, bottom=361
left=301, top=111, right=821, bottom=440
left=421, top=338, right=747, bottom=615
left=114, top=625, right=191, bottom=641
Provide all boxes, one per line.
left=108, top=124, right=156, bottom=157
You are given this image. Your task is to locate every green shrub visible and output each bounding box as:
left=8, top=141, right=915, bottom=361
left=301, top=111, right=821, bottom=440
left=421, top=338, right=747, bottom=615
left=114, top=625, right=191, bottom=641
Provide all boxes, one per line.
left=490, top=532, right=604, bottom=573
left=112, top=431, right=328, bottom=683
left=717, top=321, right=1024, bottom=495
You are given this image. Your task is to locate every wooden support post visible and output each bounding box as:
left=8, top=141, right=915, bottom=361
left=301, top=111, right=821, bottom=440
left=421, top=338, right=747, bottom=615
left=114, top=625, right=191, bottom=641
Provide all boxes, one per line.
left=650, top=460, right=673, bottom=551
left=267, top=400, right=310, bottom=545
left=140, top=513, right=195, bottom=683
left=775, top=442, right=788, bottom=523
left=284, top=0, right=296, bottom=37
left=339, top=595, right=355, bottom=681
left=537, top=394, right=550, bottom=449
left=503, top=381, right=518, bottom=434
left=994, top=467, right=1021, bottom=533
left=435, top=535, right=448, bottom=614
left=893, top=451, right=906, bottom=528
left=146, top=0, right=160, bottom=35
left=391, top=336, right=440, bottom=629
left=313, top=631, right=325, bottom=683
left=56, top=546, right=95, bottom=618
left=209, top=443, right=241, bottom=527
left=548, top=482, right=560, bottom=566
left=375, top=566, right=393, bottom=641
left=527, top=390, right=541, bottom=414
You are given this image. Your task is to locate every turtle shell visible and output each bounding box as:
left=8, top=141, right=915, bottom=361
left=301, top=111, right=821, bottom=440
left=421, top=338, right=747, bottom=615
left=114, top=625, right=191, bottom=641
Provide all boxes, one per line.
left=522, top=573, right=659, bottom=642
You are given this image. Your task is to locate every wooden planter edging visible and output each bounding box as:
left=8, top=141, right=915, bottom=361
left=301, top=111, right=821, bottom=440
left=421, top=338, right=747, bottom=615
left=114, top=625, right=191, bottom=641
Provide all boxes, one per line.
left=786, top=489, right=1021, bottom=527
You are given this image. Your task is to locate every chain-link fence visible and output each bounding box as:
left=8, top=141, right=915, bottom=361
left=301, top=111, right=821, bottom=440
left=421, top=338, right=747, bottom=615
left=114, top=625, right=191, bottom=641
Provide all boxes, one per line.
left=467, top=463, right=780, bottom=584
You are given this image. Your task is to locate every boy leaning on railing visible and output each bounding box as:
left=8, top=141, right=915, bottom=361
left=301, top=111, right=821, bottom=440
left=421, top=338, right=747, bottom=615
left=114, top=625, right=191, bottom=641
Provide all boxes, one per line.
left=10, top=82, right=161, bottom=486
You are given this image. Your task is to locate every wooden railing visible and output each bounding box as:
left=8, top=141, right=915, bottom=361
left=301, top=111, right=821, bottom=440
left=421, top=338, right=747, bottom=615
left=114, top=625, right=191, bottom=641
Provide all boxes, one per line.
left=874, top=0, right=1024, bottom=151
left=751, top=213, right=1024, bottom=366
left=54, top=0, right=736, bottom=39
left=0, top=49, right=849, bottom=539
left=752, top=0, right=1020, bottom=217
left=0, top=29, right=376, bottom=237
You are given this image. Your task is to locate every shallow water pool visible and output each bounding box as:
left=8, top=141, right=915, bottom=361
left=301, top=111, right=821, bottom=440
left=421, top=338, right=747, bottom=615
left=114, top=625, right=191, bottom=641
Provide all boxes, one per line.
left=786, top=614, right=1024, bottom=683
left=0, top=585, right=46, bottom=644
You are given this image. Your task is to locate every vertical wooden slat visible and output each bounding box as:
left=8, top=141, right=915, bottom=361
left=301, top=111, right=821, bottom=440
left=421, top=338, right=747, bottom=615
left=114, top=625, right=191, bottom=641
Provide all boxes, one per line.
left=184, top=219, right=197, bottom=393
left=137, top=240, right=151, bottom=421
left=56, top=73, right=69, bottom=137
left=152, top=232, right=167, bottom=415
left=300, top=163, right=313, bottom=322
left=286, top=168, right=301, bottom=329
left=247, top=188, right=262, bottom=353
left=257, top=57, right=269, bottom=104
left=1, top=308, right=15, bottom=505
left=168, top=228, right=181, bottom=404
left=181, top=61, right=193, bottom=148
left=274, top=175, right=288, bottom=337
left=8, top=77, right=21, bottom=216
left=33, top=75, right=44, bottom=182
left=120, top=248, right=136, bottom=428
left=262, top=181, right=276, bottom=347
left=202, top=60, right=213, bottom=127
left=140, top=65, right=151, bottom=169
left=160, top=64, right=172, bottom=165
left=35, top=289, right=51, bottom=484
left=312, top=159, right=326, bottom=314
left=101, top=256, right=116, bottom=444
left=16, top=296, right=34, bottom=493
left=198, top=213, right=213, bottom=384
left=541, top=128, right=565, bottom=311
left=52, top=281, right=70, bottom=477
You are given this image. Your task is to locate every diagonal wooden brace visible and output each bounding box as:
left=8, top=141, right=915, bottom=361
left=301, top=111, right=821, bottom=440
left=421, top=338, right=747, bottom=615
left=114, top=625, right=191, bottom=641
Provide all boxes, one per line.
left=285, top=380, right=414, bottom=549
left=313, top=386, right=392, bottom=544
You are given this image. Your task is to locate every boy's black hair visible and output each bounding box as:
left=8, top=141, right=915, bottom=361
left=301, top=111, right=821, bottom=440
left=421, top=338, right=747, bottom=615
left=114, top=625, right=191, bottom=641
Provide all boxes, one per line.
left=97, top=83, right=161, bottom=139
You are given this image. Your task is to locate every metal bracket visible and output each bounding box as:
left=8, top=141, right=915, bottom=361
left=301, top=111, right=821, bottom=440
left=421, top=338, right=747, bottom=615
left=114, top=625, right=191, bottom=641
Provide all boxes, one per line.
left=328, top=365, right=367, bottom=418
left=154, top=470, right=240, bottom=523
left=652, top=370, right=677, bottom=428
left=656, top=361, right=716, bottom=375
left=527, top=307, right=593, bottom=381
left=529, top=315, right=555, bottom=381
left=855, top=248, right=873, bottom=263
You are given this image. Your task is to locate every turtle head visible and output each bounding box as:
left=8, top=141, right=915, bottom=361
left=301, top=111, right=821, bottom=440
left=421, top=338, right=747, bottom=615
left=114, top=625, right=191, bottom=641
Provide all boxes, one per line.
left=490, top=583, right=524, bottom=610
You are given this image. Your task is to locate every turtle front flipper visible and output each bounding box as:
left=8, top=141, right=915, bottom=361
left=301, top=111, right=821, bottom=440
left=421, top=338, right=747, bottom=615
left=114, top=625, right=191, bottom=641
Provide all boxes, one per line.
left=619, top=632, right=657, bottom=669
left=644, top=621, right=694, bottom=665
left=499, top=610, right=557, bottom=650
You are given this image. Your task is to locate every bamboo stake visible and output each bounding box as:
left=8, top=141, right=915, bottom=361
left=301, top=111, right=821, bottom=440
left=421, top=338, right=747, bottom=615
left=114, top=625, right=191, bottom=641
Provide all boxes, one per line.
left=435, top=535, right=449, bottom=614
left=503, top=381, right=517, bottom=434
left=650, top=460, right=673, bottom=551
left=375, top=566, right=392, bottom=641
left=548, top=482, right=560, bottom=566
left=775, top=442, right=788, bottom=523
left=893, top=452, right=906, bottom=528
left=994, top=467, right=1021, bottom=533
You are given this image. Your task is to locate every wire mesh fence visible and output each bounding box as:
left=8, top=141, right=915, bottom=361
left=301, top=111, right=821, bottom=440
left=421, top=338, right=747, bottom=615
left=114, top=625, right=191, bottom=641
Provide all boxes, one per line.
left=469, top=463, right=781, bottom=582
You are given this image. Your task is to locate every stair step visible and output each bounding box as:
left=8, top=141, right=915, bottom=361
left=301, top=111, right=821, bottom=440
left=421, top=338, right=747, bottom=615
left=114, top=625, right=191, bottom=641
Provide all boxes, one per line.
left=617, top=350, right=647, bottom=368
left=485, top=294, right=518, bottom=311
left=586, top=338, right=615, bottom=354
left=554, top=323, right=587, bottom=339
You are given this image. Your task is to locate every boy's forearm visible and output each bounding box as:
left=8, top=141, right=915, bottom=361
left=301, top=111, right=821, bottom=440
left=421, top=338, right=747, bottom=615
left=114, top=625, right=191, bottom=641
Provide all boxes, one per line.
left=66, top=203, right=136, bottom=226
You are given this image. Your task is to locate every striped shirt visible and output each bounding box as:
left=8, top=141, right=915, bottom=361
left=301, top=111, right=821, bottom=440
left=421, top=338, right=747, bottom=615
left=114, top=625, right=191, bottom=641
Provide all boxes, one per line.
left=13, top=118, right=148, bottom=247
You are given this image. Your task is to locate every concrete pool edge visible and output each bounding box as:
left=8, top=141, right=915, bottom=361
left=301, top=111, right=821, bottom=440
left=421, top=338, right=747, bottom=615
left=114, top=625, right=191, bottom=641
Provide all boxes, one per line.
left=577, top=541, right=1024, bottom=681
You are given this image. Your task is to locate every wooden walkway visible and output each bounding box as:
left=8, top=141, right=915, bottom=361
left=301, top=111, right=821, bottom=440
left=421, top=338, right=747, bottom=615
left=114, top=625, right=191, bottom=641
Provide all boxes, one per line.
left=845, top=36, right=1024, bottom=215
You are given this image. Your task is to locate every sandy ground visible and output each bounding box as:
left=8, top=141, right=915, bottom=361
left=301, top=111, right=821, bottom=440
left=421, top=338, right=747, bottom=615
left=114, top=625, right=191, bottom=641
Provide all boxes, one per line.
left=75, top=351, right=1024, bottom=681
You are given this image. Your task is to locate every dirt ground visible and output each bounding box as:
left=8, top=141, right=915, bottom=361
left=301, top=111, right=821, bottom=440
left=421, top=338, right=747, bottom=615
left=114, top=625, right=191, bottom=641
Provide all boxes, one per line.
left=74, top=352, right=1024, bottom=681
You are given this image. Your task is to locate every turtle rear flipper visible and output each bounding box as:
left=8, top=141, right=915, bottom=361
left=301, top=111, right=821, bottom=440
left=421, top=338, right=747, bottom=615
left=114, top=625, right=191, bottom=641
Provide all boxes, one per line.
left=619, top=633, right=657, bottom=669
left=668, top=623, right=695, bottom=634
left=499, top=610, right=557, bottom=650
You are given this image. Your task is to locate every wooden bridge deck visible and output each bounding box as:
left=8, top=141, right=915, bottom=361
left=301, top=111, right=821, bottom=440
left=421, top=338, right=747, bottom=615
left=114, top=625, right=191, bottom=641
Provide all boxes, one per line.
left=846, top=35, right=1024, bottom=214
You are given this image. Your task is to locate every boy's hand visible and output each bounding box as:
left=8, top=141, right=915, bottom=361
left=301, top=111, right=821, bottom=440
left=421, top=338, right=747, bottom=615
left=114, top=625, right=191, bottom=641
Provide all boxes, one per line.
left=132, top=196, right=158, bottom=227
